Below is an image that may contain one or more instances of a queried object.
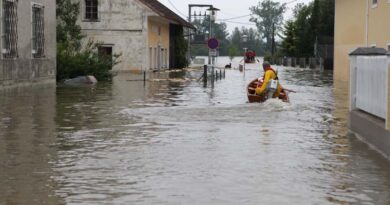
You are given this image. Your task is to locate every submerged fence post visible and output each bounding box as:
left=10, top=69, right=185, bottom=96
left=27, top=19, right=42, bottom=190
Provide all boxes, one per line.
left=203, top=65, right=208, bottom=87
left=144, top=71, right=146, bottom=86
left=203, top=65, right=208, bottom=79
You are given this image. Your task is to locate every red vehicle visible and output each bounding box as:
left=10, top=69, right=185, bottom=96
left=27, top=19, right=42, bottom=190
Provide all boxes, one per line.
left=244, top=50, right=256, bottom=63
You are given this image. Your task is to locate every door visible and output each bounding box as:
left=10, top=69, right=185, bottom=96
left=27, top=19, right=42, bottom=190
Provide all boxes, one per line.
left=98, top=46, right=113, bottom=69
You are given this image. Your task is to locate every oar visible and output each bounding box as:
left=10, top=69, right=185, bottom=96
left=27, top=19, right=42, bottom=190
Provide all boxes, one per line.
left=283, top=88, right=297, bottom=93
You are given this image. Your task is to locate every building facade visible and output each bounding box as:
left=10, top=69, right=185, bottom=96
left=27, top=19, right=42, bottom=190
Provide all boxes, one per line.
left=335, top=0, right=390, bottom=158
left=334, top=0, right=390, bottom=82
left=0, top=0, right=56, bottom=88
left=77, top=0, right=194, bottom=71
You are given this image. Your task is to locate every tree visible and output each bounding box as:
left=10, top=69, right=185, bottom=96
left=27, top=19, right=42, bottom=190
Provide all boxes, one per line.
left=171, top=26, right=189, bottom=69
left=56, top=0, right=120, bottom=81
left=228, top=46, right=239, bottom=62
left=294, top=3, right=313, bottom=57
left=250, top=0, right=286, bottom=55
left=280, top=20, right=296, bottom=57
left=56, top=0, right=84, bottom=51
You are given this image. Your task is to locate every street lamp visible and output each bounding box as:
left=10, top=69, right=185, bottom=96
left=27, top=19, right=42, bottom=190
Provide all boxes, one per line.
left=242, top=35, right=248, bottom=71
left=207, top=7, right=220, bottom=23
left=207, top=6, right=219, bottom=65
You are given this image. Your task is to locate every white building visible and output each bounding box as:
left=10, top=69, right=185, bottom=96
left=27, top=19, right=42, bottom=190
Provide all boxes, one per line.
left=77, top=0, right=194, bottom=71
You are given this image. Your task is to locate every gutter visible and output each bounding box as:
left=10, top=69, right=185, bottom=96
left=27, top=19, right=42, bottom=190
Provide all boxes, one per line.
left=365, top=0, right=369, bottom=46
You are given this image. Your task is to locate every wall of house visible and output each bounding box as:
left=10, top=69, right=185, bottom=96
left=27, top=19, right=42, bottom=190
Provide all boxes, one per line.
left=334, top=0, right=390, bottom=83
left=0, top=0, right=56, bottom=88
left=148, top=17, right=170, bottom=70
left=367, top=0, right=390, bottom=49
left=334, top=0, right=366, bottom=82
left=77, top=0, right=156, bottom=71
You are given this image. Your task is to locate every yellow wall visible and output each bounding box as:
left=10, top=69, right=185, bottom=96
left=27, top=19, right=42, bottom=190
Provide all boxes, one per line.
left=148, top=18, right=170, bottom=48
left=367, top=0, right=390, bottom=48
left=148, top=17, right=170, bottom=69
left=334, top=0, right=366, bottom=82
left=334, top=0, right=390, bottom=82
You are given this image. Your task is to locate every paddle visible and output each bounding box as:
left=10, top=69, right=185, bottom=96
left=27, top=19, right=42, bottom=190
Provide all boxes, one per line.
left=283, top=88, right=297, bottom=93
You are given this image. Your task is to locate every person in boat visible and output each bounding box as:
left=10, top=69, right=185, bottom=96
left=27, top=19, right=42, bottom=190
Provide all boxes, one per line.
left=255, top=61, right=282, bottom=99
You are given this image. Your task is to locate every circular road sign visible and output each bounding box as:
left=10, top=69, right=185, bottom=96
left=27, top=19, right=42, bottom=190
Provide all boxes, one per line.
left=207, top=38, right=219, bottom=49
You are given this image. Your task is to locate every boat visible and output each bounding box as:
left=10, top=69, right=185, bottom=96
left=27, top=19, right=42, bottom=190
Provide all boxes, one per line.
left=247, top=78, right=289, bottom=103
left=244, top=50, right=257, bottom=64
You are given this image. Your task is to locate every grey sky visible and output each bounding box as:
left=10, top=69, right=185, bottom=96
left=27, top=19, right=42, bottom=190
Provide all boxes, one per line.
left=158, top=0, right=313, bottom=33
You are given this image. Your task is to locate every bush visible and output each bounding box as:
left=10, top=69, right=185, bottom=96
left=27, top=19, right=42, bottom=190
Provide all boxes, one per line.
left=57, top=40, right=121, bottom=81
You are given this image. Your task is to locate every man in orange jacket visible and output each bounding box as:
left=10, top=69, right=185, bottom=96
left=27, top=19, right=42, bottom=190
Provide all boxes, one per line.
left=255, top=61, right=282, bottom=98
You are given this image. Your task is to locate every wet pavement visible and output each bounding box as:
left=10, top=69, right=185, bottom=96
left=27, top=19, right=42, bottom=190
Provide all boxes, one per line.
left=1, top=57, right=390, bottom=205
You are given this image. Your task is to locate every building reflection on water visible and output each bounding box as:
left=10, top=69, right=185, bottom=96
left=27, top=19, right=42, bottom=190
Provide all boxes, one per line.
left=0, top=85, right=64, bottom=205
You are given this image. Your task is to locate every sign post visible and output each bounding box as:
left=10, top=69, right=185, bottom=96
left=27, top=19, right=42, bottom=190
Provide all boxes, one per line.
left=208, top=38, right=219, bottom=64
left=207, top=38, right=219, bottom=81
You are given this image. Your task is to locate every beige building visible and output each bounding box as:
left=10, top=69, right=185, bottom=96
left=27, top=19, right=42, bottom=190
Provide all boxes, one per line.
left=335, top=0, right=390, bottom=158
left=76, top=0, right=194, bottom=71
left=334, top=0, right=390, bottom=82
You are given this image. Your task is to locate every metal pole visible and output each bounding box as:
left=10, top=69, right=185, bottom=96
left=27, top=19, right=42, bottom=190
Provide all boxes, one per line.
left=188, top=6, right=192, bottom=62
left=144, top=71, right=146, bottom=86
left=208, top=12, right=212, bottom=65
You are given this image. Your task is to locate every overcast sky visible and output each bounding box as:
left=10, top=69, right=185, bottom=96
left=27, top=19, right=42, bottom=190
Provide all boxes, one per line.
left=158, top=0, right=312, bottom=33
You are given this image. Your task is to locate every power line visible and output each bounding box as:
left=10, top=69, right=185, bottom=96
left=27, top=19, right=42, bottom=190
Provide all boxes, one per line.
left=215, top=0, right=301, bottom=23
left=219, top=14, right=252, bottom=21
left=166, top=0, right=188, bottom=19
left=217, top=20, right=257, bottom=26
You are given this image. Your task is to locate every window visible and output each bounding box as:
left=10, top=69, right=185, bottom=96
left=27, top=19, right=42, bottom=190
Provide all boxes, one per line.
left=2, top=0, right=18, bottom=59
left=372, top=0, right=378, bottom=7
left=85, top=0, right=98, bottom=20
left=32, top=5, right=45, bottom=58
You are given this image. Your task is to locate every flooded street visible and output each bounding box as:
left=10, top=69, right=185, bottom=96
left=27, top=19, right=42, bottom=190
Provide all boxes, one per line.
left=1, top=57, right=390, bottom=205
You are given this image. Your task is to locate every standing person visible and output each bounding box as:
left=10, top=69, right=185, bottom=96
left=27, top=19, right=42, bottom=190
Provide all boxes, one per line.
left=255, top=61, right=282, bottom=99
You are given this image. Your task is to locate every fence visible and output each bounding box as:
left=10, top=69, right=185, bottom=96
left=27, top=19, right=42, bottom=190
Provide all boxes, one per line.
left=349, top=48, right=389, bottom=122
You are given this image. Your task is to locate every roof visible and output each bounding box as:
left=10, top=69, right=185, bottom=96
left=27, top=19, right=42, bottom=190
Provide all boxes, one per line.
left=139, top=0, right=195, bottom=29
left=349, top=47, right=389, bottom=56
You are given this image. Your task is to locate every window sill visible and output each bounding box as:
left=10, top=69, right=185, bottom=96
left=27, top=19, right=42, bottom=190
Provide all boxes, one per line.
left=371, top=3, right=378, bottom=9
left=82, top=19, right=101, bottom=22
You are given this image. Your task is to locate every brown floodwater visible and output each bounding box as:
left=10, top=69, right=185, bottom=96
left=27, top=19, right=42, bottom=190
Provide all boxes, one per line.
left=1, top=58, right=390, bottom=205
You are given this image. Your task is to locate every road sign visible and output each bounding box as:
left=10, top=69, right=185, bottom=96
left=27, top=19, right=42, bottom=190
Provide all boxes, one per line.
left=209, top=49, right=217, bottom=57
left=207, top=38, right=219, bottom=49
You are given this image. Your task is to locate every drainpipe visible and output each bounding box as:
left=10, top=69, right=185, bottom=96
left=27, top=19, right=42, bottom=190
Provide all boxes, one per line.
left=365, top=0, right=369, bottom=47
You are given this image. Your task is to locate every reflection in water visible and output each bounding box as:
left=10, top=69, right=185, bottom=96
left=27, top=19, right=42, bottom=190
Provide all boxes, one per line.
left=0, top=85, right=64, bottom=205
left=1, top=58, right=390, bottom=204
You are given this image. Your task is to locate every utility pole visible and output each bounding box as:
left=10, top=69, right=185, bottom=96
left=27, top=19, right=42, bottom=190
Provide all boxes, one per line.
left=187, top=4, right=219, bottom=66
left=271, top=23, right=275, bottom=56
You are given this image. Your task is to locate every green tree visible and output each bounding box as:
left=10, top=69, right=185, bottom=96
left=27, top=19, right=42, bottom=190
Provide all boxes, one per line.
left=56, top=0, right=119, bottom=81
left=56, top=0, right=83, bottom=50
left=280, top=20, right=296, bottom=57
left=228, top=46, right=239, bottom=62
left=285, top=0, right=334, bottom=58
left=171, top=26, right=189, bottom=69
left=294, top=3, right=313, bottom=57
left=250, top=0, right=286, bottom=54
